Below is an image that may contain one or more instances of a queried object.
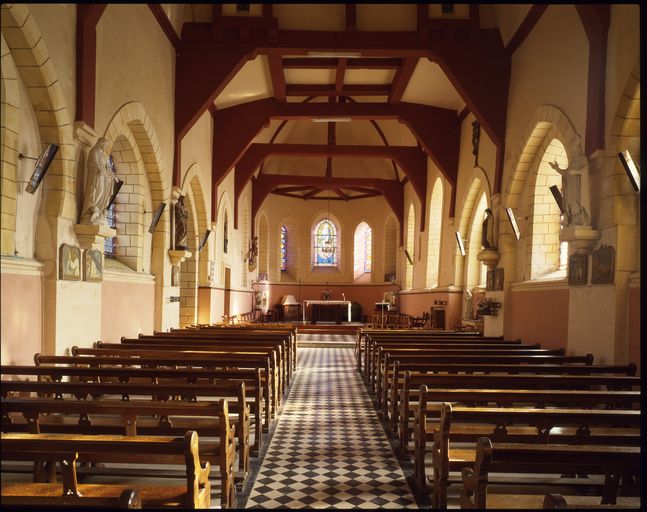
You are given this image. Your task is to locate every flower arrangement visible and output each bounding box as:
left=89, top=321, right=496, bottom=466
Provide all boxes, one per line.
left=475, top=297, right=501, bottom=317
left=321, top=289, right=332, bottom=300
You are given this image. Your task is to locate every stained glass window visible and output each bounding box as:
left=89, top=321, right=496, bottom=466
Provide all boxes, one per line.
left=280, top=225, right=287, bottom=271
left=364, top=226, right=372, bottom=273
left=104, top=155, right=117, bottom=258
left=314, top=219, right=338, bottom=267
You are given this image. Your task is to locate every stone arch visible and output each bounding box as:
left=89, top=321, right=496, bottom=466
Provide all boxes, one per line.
left=353, top=220, right=372, bottom=282
left=182, top=168, right=209, bottom=285
left=504, top=105, right=589, bottom=213
left=454, top=177, right=486, bottom=288
left=405, top=202, right=415, bottom=289
left=383, top=213, right=398, bottom=280
left=276, top=214, right=298, bottom=282
left=257, top=212, right=269, bottom=277
left=240, top=191, right=249, bottom=287
left=1, top=4, right=76, bottom=255
left=179, top=192, right=198, bottom=327
left=103, top=102, right=171, bottom=330
left=426, top=177, right=444, bottom=289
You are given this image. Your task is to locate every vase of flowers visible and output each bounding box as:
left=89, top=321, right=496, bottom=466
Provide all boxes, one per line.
left=475, top=297, right=500, bottom=317
left=321, top=289, right=332, bottom=300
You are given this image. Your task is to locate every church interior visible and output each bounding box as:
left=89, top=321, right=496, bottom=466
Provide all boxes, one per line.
left=0, top=3, right=642, bottom=509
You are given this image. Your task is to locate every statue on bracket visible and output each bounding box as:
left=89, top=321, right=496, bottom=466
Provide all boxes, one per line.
left=549, top=160, right=591, bottom=227
left=79, top=137, right=119, bottom=225
left=482, top=194, right=501, bottom=250
left=174, top=195, right=189, bottom=250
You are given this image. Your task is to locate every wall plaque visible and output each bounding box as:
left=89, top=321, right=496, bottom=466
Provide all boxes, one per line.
left=59, top=244, right=81, bottom=281
left=568, top=252, right=588, bottom=286
left=591, top=244, right=615, bottom=284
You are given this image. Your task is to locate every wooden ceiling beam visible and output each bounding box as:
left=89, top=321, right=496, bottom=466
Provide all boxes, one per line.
left=388, top=57, right=418, bottom=104
left=285, top=84, right=391, bottom=96
left=335, top=58, right=347, bottom=94
left=268, top=53, right=286, bottom=101
left=346, top=4, right=356, bottom=32
left=282, top=57, right=401, bottom=69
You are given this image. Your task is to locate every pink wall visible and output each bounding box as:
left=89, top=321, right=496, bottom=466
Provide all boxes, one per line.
left=627, top=286, right=640, bottom=375
left=0, top=273, right=43, bottom=366
left=198, top=287, right=254, bottom=324
left=267, top=283, right=400, bottom=321
left=505, top=288, right=569, bottom=350
left=399, top=290, right=463, bottom=330
left=101, top=280, right=154, bottom=341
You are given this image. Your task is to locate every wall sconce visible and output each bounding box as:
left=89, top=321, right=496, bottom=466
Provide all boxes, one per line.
left=618, top=150, right=640, bottom=192
left=455, top=231, right=466, bottom=256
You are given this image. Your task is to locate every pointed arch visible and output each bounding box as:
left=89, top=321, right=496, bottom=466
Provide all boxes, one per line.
left=313, top=217, right=339, bottom=267
left=179, top=193, right=198, bottom=327
left=353, top=221, right=372, bottom=281
left=383, top=214, right=398, bottom=280
left=426, top=177, right=444, bottom=288
left=455, top=177, right=486, bottom=288
left=405, top=203, right=415, bottom=289
left=257, top=212, right=269, bottom=276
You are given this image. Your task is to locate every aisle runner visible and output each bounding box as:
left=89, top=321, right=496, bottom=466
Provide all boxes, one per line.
left=245, top=347, right=416, bottom=509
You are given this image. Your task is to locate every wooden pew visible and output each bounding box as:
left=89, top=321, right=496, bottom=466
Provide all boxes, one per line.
left=1, top=378, right=252, bottom=475
left=109, top=340, right=287, bottom=399
left=28, top=357, right=272, bottom=437
left=1, top=488, right=141, bottom=508
left=2, top=364, right=264, bottom=454
left=387, top=361, right=637, bottom=435
left=375, top=347, right=570, bottom=406
left=542, top=493, right=641, bottom=509
left=362, top=335, right=523, bottom=377
left=1, top=398, right=236, bottom=507
left=413, top=400, right=641, bottom=506
left=365, top=339, right=538, bottom=385
left=68, top=347, right=279, bottom=420
left=145, top=328, right=296, bottom=380
left=376, top=351, right=593, bottom=406
left=460, top=437, right=641, bottom=509
left=1, top=431, right=215, bottom=508
left=358, top=330, right=509, bottom=371
left=397, top=372, right=640, bottom=450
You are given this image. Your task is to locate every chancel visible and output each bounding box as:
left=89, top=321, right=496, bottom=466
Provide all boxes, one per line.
left=0, top=3, right=641, bottom=510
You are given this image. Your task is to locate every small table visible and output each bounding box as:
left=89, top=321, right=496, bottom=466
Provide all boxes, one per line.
left=303, top=300, right=351, bottom=324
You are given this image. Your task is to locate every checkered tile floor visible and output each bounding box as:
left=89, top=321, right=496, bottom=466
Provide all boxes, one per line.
left=244, top=347, right=417, bottom=509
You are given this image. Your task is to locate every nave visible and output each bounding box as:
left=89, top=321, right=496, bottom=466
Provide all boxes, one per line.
left=243, top=345, right=416, bottom=509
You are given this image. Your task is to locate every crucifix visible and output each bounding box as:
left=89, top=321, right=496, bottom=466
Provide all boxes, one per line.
left=471, top=120, right=481, bottom=167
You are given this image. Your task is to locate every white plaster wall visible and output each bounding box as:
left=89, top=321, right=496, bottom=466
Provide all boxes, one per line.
left=604, top=4, right=640, bottom=143
left=567, top=284, right=616, bottom=364
left=95, top=4, right=175, bottom=173
left=505, top=5, right=588, bottom=171
left=258, top=192, right=393, bottom=285
left=14, top=58, right=42, bottom=259
left=55, top=279, right=102, bottom=352
left=491, top=5, right=531, bottom=47
left=28, top=4, right=76, bottom=123
left=180, top=111, right=213, bottom=219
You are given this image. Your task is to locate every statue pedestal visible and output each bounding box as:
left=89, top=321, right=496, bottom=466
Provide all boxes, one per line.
left=168, top=249, right=192, bottom=266
left=560, top=226, right=599, bottom=254
left=477, top=248, right=500, bottom=271
left=74, top=224, right=116, bottom=250
left=483, top=290, right=504, bottom=337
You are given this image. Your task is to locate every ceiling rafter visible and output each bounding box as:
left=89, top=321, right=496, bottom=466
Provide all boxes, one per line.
left=388, top=57, right=418, bottom=104
left=282, top=57, right=401, bottom=69
left=285, top=84, right=390, bottom=97
left=267, top=53, right=286, bottom=101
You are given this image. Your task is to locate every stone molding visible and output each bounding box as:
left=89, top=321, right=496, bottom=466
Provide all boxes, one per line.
left=103, top=268, right=155, bottom=284
left=0, top=255, right=44, bottom=276
left=509, top=278, right=568, bottom=292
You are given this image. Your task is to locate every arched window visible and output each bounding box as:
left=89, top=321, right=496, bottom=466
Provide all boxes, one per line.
left=280, top=225, right=287, bottom=271
left=313, top=219, right=338, bottom=267
left=353, top=222, right=372, bottom=279
left=104, top=154, right=117, bottom=258
left=223, top=211, right=229, bottom=254
left=426, top=178, right=444, bottom=288
left=405, top=204, right=415, bottom=289
left=528, top=138, right=569, bottom=279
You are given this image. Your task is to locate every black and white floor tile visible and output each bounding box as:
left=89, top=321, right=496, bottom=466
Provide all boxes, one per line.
left=244, top=347, right=417, bottom=509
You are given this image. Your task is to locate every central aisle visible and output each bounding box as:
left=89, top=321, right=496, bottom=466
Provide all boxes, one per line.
left=245, top=347, right=417, bottom=509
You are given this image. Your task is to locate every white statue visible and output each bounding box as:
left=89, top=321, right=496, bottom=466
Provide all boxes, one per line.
left=482, top=194, right=502, bottom=250
left=463, top=289, right=473, bottom=320
left=80, top=138, right=118, bottom=225
left=549, top=160, right=590, bottom=227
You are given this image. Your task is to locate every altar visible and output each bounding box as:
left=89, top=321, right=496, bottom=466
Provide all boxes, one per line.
left=303, top=300, right=352, bottom=324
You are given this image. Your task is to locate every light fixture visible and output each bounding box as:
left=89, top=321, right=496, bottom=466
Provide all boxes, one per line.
left=618, top=150, right=640, bottom=192
left=549, top=185, right=566, bottom=215
left=312, top=117, right=352, bottom=123
left=505, top=207, right=521, bottom=241
left=455, top=231, right=466, bottom=256
left=306, top=51, right=362, bottom=58
left=22, top=143, right=59, bottom=194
